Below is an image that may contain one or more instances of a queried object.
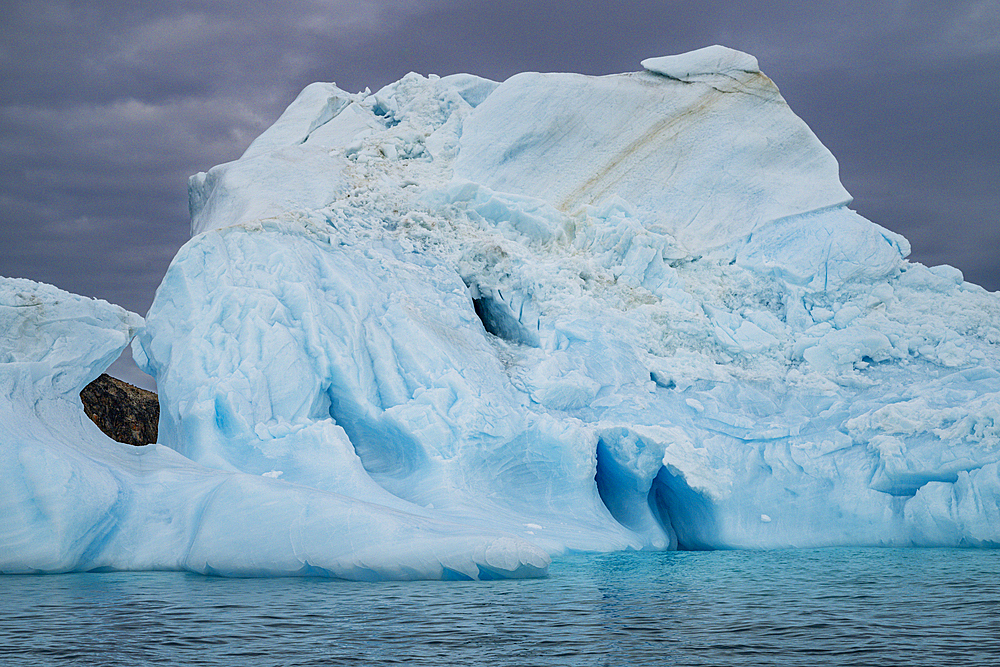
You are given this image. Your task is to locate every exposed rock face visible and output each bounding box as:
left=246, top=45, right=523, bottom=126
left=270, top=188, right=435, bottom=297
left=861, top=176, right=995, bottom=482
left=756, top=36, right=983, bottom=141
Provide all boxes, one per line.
left=80, top=374, right=159, bottom=446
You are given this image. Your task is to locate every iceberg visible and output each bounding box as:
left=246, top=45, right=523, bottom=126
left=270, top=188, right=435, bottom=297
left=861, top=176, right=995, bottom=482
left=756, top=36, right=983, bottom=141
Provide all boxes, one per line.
left=3, top=46, right=999, bottom=579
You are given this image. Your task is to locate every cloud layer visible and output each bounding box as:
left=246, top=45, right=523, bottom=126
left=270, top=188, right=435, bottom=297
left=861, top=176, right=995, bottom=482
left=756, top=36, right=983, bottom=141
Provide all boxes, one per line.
left=2, top=1, right=997, bottom=387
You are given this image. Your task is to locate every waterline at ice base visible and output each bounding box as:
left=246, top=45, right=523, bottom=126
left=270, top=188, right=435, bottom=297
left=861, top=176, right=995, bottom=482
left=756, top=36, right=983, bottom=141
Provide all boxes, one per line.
left=3, top=46, right=998, bottom=580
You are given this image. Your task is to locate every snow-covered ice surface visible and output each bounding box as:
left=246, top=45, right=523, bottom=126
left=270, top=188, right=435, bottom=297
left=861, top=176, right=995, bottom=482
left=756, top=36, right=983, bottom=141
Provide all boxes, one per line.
left=4, top=46, right=999, bottom=578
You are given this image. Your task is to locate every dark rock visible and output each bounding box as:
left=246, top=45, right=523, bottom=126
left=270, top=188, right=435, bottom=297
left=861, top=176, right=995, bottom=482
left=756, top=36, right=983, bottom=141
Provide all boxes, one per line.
left=80, top=374, right=159, bottom=446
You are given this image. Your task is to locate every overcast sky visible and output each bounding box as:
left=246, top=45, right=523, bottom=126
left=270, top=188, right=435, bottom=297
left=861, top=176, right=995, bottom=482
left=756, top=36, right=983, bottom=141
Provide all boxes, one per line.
left=2, top=1, right=997, bottom=387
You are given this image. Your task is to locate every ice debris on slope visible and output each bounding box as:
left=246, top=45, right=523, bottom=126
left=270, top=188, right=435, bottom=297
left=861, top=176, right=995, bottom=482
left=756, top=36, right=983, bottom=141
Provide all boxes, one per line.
left=4, top=46, right=1000, bottom=579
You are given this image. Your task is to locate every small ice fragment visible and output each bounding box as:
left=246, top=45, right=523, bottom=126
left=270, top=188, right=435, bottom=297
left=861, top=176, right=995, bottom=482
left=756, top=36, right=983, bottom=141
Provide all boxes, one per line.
left=262, top=470, right=283, bottom=479
left=685, top=398, right=705, bottom=413
left=760, top=514, right=772, bottom=523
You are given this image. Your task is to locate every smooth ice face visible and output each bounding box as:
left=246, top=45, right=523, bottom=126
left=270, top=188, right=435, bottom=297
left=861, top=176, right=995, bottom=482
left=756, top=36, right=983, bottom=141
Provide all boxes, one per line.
left=0, top=277, right=549, bottom=579
left=452, top=61, right=851, bottom=253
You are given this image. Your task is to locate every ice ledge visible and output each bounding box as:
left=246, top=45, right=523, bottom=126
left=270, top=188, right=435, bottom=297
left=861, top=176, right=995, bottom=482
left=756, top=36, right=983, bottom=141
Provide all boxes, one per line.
left=641, top=45, right=760, bottom=80
left=0, top=276, right=143, bottom=397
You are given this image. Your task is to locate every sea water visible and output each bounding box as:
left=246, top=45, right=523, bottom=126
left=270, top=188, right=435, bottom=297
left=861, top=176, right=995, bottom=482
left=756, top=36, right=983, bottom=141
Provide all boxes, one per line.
left=1, top=548, right=997, bottom=666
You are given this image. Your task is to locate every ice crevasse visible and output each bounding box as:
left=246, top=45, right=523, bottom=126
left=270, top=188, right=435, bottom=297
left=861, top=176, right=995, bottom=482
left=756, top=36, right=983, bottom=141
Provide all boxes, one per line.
left=3, top=46, right=1000, bottom=580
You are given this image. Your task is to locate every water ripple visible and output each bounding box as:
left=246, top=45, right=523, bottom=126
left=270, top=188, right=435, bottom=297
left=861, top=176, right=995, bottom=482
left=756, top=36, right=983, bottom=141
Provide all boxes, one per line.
left=1, top=548, right=998, bottom=666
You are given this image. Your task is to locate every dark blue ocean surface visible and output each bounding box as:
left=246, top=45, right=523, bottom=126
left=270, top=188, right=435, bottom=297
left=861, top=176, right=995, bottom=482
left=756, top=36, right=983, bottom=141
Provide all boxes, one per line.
left=2, top=548, right=998, bottom=666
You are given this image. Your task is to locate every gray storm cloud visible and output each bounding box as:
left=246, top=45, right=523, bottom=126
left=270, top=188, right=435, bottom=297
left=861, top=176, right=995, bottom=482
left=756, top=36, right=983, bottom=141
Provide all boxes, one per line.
left=1, top=0, right=996, bottom=385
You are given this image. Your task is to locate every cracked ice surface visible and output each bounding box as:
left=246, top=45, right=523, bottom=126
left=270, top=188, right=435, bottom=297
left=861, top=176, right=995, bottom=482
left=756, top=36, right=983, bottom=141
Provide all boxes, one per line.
left=4, top=46, right=1000, bottom=578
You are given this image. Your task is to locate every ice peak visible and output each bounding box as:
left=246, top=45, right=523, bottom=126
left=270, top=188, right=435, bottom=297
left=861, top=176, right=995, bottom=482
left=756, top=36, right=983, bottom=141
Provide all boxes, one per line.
left=641, top=45, right=760, bottom=80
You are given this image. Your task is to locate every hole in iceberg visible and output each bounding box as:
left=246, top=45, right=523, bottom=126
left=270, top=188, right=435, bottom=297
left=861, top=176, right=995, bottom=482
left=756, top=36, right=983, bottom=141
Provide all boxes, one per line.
left=595, top=437, right=645, bottom=531
left=470, top=288, right=539, bottom=347
left=648, top=466, right=718, bottom=551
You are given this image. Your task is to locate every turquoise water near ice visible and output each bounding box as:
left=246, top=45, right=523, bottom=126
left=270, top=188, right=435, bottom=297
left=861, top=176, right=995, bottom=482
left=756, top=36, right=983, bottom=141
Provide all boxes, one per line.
left=2, top=548, right=998, bottom=666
